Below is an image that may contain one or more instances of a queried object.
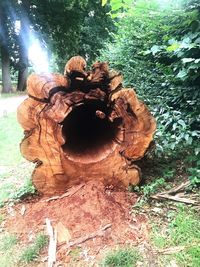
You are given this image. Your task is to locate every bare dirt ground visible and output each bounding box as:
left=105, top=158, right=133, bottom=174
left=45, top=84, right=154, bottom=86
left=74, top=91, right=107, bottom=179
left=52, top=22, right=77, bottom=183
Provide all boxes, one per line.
left=0, top=95, right=27, bottom=117
left=3, top=181, right=149, bottom=266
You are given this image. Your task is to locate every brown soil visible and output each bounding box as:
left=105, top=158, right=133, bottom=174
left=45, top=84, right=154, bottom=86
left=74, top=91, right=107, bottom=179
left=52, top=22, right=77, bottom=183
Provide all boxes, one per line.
left=4, top=181, right=149, bottom=266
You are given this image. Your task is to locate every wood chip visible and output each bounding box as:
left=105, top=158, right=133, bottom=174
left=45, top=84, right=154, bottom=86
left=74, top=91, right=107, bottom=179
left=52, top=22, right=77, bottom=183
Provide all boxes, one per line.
left=55, top=222, right=71, bottom=244
left=46, top=218, right=57, bottom=267
left=20, top=205, right=26, bottom=216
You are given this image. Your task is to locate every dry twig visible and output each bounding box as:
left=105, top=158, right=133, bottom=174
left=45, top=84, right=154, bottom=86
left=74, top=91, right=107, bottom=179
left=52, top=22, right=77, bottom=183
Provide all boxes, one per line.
left=151, top=181, right=198, bottom=205
left=153, top=246, right=185, bottom=255
left=45, top=184, right=85, bottom=202
left=163, top=181, right=190, bottom=195
left=64, top=223, right=112, bottom=249
left=151, top=194, right=197, bottom=204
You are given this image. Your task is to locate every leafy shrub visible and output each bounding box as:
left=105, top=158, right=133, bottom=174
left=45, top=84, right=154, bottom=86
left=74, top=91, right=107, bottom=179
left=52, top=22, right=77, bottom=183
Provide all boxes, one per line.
left=100, top=0, right=200, bottom=158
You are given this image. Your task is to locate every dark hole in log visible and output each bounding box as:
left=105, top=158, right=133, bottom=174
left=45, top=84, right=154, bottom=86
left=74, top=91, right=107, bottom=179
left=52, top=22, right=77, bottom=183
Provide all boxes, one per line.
left=61, top=100, right=123, bottom=163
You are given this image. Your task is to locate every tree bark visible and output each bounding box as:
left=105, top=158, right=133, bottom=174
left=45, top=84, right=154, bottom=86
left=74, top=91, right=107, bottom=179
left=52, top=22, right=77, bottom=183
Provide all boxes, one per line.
left=17, top=58, right=156, bottom=195
left=0, top=2, right=13, bottom=93
left=1, top=44, right=13, bottom=93
left=17, top=0, right=30, bottom=91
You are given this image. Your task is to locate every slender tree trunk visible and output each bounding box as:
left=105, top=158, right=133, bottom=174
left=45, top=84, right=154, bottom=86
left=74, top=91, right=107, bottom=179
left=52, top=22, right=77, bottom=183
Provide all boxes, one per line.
left=17, top=43, right=29, bottom=91
left=0, top=2, right=13, bottom=93
left=17, top=0, right=30, bottom=91
left=1, top=45, right=13, bottom=93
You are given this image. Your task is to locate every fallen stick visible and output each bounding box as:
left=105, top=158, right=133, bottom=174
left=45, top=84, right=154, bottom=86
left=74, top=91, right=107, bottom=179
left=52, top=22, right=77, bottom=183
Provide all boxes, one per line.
left=46, top=218, right=57, bottom=267
left=151, top=193, right=197, bottom=204
left=45, top=184, right=85, bottom=202
left=151, top=180, right=199, bottom=205
left=65, top=223, right=112, bottom=249
left=163, top=181, right=190, bottom=195
left=153, top=246, right=185, bottom=255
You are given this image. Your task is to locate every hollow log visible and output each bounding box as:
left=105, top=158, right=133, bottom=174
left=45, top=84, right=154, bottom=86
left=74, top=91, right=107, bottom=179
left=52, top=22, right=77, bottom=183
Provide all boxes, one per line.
left=17, top=57, right=156, bottom=195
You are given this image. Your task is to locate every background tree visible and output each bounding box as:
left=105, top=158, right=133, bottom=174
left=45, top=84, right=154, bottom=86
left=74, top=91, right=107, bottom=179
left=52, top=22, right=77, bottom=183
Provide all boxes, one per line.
left=0, top=1, right=13, bottom=93
left=0, top=0, right=114, bottom=92
left=16, top=0, right=31, bottom=91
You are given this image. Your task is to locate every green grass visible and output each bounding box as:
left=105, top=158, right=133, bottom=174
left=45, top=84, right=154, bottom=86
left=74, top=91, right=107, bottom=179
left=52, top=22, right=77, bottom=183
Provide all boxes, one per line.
left=0, top=234, right=19, bottom=267
left=101, top=247, right=141, bottom=267
left=0, top=233, right=47, bottom=266
left=151, top=205, right=200, bottom=267
left=0, top=234, right=18, bottom=250
left=0, top=91, right=24, bottom=98
left=20, top=234, right=48, bottom=263
left=0, top=112, right=23, bottom=166
left=0, top=112, right=35, bottom=206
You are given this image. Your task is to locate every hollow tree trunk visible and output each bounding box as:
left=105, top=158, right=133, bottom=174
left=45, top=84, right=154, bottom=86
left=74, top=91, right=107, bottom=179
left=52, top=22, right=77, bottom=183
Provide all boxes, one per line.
left=17, top=57, right=156, bottom=195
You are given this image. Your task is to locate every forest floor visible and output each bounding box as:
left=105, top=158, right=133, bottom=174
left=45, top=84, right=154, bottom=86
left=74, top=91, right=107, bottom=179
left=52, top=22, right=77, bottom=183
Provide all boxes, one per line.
left=0, top=95, right=199, bottom=267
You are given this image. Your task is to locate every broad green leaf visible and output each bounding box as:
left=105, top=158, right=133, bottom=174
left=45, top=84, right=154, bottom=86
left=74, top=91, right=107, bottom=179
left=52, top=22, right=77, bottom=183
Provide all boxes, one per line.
left=102, top=0, right=107, bottom=6
left=150, top=45, right=161, bottom=55
left=178, top=119, right=186, bottom=127
left=195, top=148, right=200, bottom=156
left=182, top=58, right=195, bottom=64
left=176, top=69, right=187, bottom=79
left=111, top=3, right=123, bottom=11
left=166, top=42, right=180, bottom=52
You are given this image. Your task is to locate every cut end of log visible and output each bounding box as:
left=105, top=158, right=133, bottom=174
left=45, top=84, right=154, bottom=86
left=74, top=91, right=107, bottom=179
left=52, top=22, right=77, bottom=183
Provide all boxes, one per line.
left=17, top=56, right=156, bottom=195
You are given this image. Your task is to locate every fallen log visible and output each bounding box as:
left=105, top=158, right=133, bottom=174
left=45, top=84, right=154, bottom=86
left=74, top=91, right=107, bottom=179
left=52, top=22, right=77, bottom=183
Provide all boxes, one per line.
left=17, top=56, right=156, bottom=195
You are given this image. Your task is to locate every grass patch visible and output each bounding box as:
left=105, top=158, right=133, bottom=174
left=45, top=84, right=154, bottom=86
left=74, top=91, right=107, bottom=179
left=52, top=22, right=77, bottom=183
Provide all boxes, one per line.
left=0, top=112, right=35, bottom=206
left=0, top=233, right=19, bottom=267
left=0, top=234, right=18, bottom=250
left=0, top=233, right=47, bottom=266
left=151, top=205, right=200, bottom=267
left=101, top=247, right=141, bottom=267
left=0, top=112, right=23, bottom=166
left=0, top=162, right=35, bottom=207
left=20, top=233, right=48, bottom=263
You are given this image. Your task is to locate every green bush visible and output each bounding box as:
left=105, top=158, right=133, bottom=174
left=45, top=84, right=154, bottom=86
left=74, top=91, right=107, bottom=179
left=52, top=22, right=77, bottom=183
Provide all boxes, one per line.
left=100, top=0, right=200, bottom=159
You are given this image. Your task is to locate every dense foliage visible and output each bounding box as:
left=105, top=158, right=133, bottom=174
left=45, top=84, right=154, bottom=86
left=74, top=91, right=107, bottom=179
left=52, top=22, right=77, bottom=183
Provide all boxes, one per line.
left=0, top=0, right=115, bottom=91
left=100, top=0, right=200, bottom=163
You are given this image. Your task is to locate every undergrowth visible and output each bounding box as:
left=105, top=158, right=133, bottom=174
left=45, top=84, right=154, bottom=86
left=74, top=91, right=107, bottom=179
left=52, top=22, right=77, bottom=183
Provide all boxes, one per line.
left=20, top=233, right=48, bottom=263
left=151, top=205, right=200, bottom=267
left=0, top=232, right=48, bottom=266
left=101, top=247, right=141, bottom=267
